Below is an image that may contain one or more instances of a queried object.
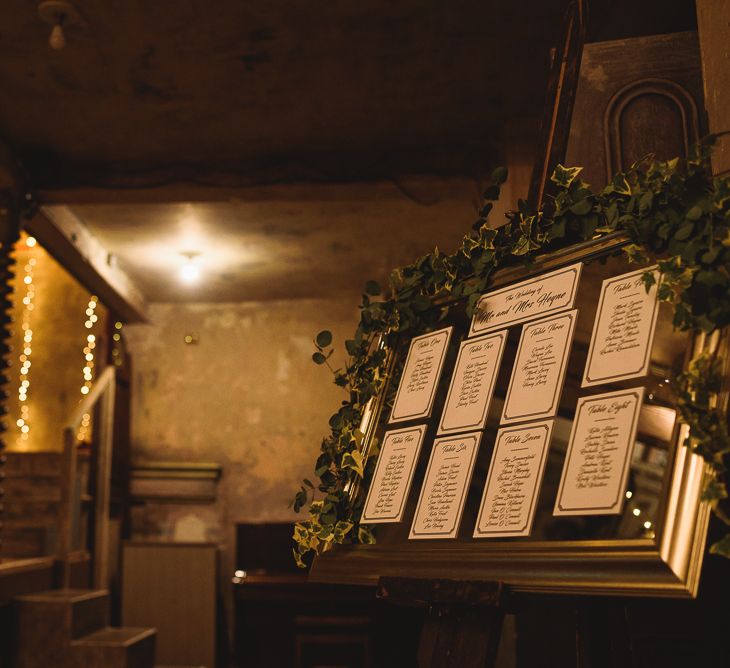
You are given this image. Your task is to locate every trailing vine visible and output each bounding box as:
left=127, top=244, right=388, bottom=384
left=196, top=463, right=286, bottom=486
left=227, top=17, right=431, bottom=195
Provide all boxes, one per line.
left=291, top=135, right=730, bottom=567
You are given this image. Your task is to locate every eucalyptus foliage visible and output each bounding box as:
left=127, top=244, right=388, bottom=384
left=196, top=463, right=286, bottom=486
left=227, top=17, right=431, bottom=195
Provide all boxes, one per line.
left=291, top=135, right=730, bottom=567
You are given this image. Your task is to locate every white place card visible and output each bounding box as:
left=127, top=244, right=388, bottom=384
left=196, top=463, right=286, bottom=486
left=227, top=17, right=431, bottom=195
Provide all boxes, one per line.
left=409, top=432, right=480, bottom=540
left=501, top=310, right=577, bottom=424
left=582, top=266, right=660, bottom=387
left=474, top=420, right=554, bottom=538
left=361, top=425, right=427, bottom=524
left=469, top=262, right=583, bottom=336
left=438, top=331, right=507, bottom=435
left=554, top=388, right=645, bottom=516
left=389, top=327, right=453, bottom=423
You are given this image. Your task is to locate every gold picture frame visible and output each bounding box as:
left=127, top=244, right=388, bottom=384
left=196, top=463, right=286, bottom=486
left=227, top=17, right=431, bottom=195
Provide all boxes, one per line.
left=311, top=234, right=726, bottom=598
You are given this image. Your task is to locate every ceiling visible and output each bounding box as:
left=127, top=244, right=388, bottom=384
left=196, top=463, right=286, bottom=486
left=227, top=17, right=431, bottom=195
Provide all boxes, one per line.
left=0, top=0, right=571, bottom=185
left=48, top=178, right=483, bottom=301
left=0, top=1, right=697, bottom=305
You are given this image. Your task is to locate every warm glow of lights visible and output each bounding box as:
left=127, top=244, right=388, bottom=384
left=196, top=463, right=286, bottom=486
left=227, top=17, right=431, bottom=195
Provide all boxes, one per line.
left=16, top=250, right=36, bottom=445
left=180, top=261, right=201, bottom=284
left=26, top=236, right=37, bottom=248
left=77, top=295, right=99, bottom=441
left=632, top=508, right=641, bottom=516
left=643, top=521, right=652, bottom=529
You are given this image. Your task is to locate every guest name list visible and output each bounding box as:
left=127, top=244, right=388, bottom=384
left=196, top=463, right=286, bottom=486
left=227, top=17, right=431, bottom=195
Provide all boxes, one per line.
left=502, top=311, right=577, bottom=424
left=362, top=425, right=426, bottom=523
left=410, top=432, right=480, bottom=539
left=583, top=267, right=659, bottom=387
left=474, top=421, right=553, bottom=538
left=554, top=388, right=644, bottom=516
left=390, top=326, right=452, bottom=423
left=438, top=331, right=507, bottom=434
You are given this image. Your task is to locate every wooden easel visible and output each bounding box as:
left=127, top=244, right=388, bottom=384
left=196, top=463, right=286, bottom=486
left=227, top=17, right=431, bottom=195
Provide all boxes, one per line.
left=377, top=578, right=505, bottom=668
left=374, top=3, right=587, bottom=666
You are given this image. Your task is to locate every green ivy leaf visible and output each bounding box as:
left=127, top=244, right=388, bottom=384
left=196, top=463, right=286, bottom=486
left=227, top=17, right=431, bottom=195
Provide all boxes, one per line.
left=551, top=164, right=583, bottom=188
left=569, top=198, right=592, bottom=216
left=674, top=223, right=695, bottom=241
left=482, top=184, right=500, bottom=201
left=411, top=294, right=431, bottom=312
left=357, top=525, right=376, bottom=544
left=316, top=330, right=333, bottom=348
left=491, top=165, right=508, bottom=185
left=342, top=450, right=365, bottom=477
left=365, top=280, right=381, bottom=296
left=710, top=533, right=730, bottom=558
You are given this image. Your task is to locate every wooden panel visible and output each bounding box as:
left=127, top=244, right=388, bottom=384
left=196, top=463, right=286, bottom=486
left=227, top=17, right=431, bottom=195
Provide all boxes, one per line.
left=121, top=542, right=217, bottom=668
left=565, top=32, right=705, bottom=188
left=605, top=78, right=699, bottom=174
left=696, top=0, right=730, bottom=175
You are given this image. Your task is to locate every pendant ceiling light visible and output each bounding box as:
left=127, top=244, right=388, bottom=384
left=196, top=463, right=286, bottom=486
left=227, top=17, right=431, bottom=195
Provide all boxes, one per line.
left=37, top=1, right=81, bottom=50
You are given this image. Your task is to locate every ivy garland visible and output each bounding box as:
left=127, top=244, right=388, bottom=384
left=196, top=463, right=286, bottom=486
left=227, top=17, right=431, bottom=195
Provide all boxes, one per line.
left=291, top=135, right=730, bottom=567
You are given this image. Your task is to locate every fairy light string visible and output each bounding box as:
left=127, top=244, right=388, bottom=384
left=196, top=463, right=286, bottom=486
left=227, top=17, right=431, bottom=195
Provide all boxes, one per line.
left=77, top=295, right=99, bottom=442
left=16, top=245, right=37, bottom=444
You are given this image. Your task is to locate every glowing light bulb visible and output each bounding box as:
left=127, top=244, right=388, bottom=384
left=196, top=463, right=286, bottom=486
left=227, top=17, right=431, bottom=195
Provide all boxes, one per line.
left=180, top=260, right=200, bottom=284
left=26, top=236, right=37, bottom=248
left=49, top=23, right=66, bottom=50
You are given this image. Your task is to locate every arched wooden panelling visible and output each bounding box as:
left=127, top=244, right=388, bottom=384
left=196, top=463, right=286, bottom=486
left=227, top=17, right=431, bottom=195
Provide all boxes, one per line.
left=604, top=78, right=700, bottom=174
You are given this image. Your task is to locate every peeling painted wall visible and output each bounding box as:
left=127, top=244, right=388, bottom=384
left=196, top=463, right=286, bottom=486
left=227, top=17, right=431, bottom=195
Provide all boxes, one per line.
left=124, top=298, right=359, bottom=575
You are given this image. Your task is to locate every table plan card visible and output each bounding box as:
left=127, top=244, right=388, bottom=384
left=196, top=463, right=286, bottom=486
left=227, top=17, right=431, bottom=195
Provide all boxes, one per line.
left=361, top=425, right=427, bottom=524
left=582, top=266, right=660, bottom=387
left=437, top=331, right=507, bottom=435
left=389, top=327, right=453, bottom=423
left=554, top=388, right=645, bottom=516
left=409, top=432, right=480, bottom=540
left=473, top=420, right=553, bottom=538
left=469, top=262, right=583, bottom=336
left=501, top=311, right=577, bottom=424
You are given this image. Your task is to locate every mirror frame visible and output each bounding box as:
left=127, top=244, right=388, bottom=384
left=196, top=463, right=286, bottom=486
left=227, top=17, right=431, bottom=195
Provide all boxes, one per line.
left=311, top=234, right=726, bottom=598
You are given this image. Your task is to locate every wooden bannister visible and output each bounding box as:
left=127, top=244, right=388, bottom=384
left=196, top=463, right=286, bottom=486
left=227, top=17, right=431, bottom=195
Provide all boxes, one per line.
left=57, top=366, right=116, bottom=589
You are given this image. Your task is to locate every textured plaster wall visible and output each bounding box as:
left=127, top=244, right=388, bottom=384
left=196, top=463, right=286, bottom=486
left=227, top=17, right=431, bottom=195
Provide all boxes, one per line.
left=124, top=299, right=359, bottom=571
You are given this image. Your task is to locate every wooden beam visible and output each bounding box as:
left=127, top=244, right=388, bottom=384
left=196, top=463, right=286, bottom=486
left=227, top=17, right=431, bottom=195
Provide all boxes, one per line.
left=527, top=0, right=587, bottom=209
left=25, top=206, right=147, bottom=323
left=696, top=0, right=730, bottom=176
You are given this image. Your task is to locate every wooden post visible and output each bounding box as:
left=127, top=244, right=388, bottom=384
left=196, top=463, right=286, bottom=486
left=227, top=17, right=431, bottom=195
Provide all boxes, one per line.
left=57, top=366, right=116, bottom=589
left=377, top=578, right=505, bottom=668
left=527, top=0, right=587, bottom=210
left=93, top=378, right=116, bottom=589
left=57, top=429, right=78, bottom=588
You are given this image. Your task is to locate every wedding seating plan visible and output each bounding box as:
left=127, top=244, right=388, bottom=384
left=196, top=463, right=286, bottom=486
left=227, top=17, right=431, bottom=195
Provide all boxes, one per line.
left=469, top=262, right=583, bottom=336
left=473, top=420, right=554, bottom=538
left=361, top=425, right=427, bottom=524
left=438, top=331, right=507, bottom=435
left=501, top=310, right=577, bottom=424
left=409, top=432, right=480, bottom=539
left=389, top=326, right=453, bottom=423
left=582, top=266, right=660, bottom=387
left=554, top=388, right=644, bottom=516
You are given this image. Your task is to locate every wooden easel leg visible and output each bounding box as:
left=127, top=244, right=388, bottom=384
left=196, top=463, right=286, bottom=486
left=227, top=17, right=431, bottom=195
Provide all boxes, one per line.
left=377, top=577, right=505, bottom=668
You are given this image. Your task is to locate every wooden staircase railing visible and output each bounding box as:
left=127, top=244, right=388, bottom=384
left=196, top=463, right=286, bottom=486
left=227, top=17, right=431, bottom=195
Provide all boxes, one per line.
left=58, top=365, right=116, bottom=589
